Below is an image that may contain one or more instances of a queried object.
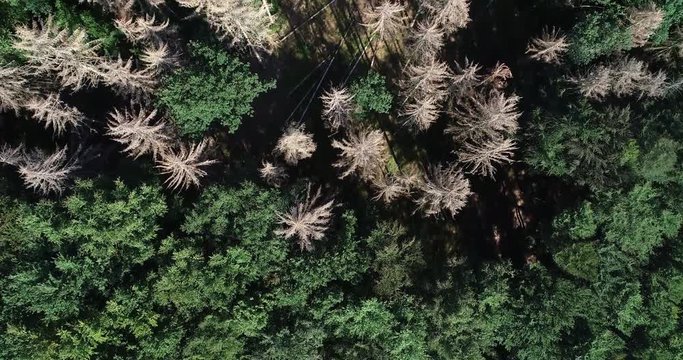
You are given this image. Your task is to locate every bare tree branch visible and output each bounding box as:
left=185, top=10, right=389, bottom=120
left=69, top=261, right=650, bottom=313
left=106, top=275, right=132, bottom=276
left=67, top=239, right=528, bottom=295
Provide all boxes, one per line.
left=276, top=185, right=335, bottom=251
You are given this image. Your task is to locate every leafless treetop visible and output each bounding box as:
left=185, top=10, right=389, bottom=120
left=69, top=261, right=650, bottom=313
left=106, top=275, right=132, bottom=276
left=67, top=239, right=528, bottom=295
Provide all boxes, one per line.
left=423, top=0, right=471, bottom=33
left=447, top=91, right=521, bottom=143
left=629, top=5, right=664, bottom=47
left=402, top=94, right=441, bottom=131
left=363, top=1, right=407, bottom=41
left=17, top=147, right=79, bottom=195
left=275, top=125, right=317, bottom=165
left=140, top=42, right=179, bottom=71
left=115, top=13, right=169, bottom=43
left=458, top=137, right=516, bottom=177
left=332, top=128, right=389, bottom=181
left=156, top=139, right=216, bottom=191
left=407, top=21, right=445, bottom=60
left=25, top=94, right=86, bottom=135
left=259, top=160, right=288, bottom=187
left=107, top=106, right=171, bottom=159
left=526, top=27, right=569, bottom=64
left=415, top=163, right=471, bottom=217
left=0, top=144, right=24, bottom=167
left=275, top=185, right=336, bottom=251
left=14, top=17, right=103, bottom=90
left=573, top=58, right=672, bottom=100
left=177, top=0, right=275, bottom=51
left=321, top=86, right=354, bottom=131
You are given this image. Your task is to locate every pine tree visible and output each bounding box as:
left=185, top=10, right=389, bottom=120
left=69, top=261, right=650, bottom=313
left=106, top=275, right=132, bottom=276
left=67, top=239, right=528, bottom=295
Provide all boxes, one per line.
left=362, top=1, right=407, bottom=41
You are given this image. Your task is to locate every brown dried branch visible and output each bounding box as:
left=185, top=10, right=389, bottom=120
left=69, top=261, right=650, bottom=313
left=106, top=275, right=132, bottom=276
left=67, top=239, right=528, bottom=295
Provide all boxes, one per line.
left=0, top=144, right=24, bottom=166
left=140, top=42, right=179, bottom=71
left=407, top=21, right=445, bottom=60
left=402, top=95, right=441, bottom=131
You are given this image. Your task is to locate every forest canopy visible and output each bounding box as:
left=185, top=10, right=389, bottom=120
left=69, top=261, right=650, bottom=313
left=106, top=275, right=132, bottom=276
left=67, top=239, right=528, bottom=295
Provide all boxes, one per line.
left=0, top=0, right=682, bottom=358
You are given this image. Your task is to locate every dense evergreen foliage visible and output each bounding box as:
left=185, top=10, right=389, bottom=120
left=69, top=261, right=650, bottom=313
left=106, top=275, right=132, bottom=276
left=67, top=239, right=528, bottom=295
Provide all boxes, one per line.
left=0, top=0, right=682, bottom=358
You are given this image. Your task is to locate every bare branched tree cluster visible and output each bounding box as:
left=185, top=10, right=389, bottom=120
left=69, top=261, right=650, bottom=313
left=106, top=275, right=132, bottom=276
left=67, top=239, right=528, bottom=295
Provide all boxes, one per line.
left=526, top=27, right=569, bottom=64
left=332, top=128, right=389, bottom=181
left=628, top=5, right=664, bottom=47
left=275, top=125, right=317, bottom=165
left=177, top=0, right=275, bottom=51
left=573, top=58, right=673, bottom=100
left=276, top=185, right=336, bottom=251
left=25, top=94, right=86, bottom=135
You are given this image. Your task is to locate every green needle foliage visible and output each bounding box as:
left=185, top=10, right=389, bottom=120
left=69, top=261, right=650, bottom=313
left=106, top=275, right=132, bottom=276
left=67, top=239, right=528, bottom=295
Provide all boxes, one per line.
left=158, top=42, right=275, bottom=138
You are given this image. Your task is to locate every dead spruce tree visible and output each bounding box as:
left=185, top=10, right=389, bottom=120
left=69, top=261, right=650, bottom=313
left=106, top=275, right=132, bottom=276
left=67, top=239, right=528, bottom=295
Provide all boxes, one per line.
left=0, top=144, right=24, bottom=166
left=14, top=17, right=103, bottom=90
left=423, top=0, right=471, bottom=33
left=415, top=163, right=471, bottom=217
left=0, top=65, right=31, bottom=112
left=25, top=94, right=86, bottom=135
left=156, top=139, right=216, bottom=191
left=15, top=18, right=156, bottom=96
left=526, top=27, right=569, bottom=64
left=371, top=172, right=413, bottom=204
left=259, top=160, right=288, bottom=187
left=401, top=58, right=450, bottom=130
left=276, top=186, right=335, bottom=251
left=140, top=42, right=179, bottom=71
left=275, top=125, right=316, bottom=165
left=332, top=128, right=389, bottom=181
left=407, top=22, right=445, bottom=61
left=320, top=87, right=354, bottom=131
left=573, top=58, right=671, bottom=99
left=176, top=0, right=274, bottom=51
left=458, top=137, right=516, bottom=177
left=115, top=13, right=169, bottom=43
left=447, top=91, right=521, bottom=143
left=363, top=1, right=407, bottom=41
left=107, top=106, right=170, bottom=159
left=18, top=147, right=79, bottom=195
left=628, top=5, right=664, bottom=47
